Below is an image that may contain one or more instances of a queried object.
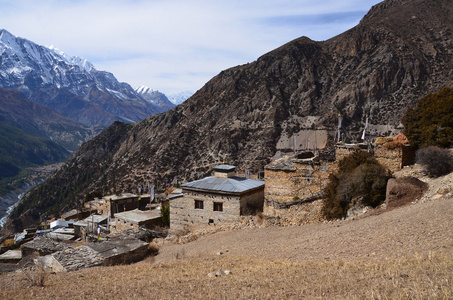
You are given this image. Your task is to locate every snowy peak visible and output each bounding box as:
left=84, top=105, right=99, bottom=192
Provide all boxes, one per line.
left=168, top=90, right=194, bottom=105
left=134, top=86, right=175, bottom=111
left=47, top=45, right=94, bottom=73
left=0, top=29, right=164, bottom=127
left=135, top=85, right=154, bottom=95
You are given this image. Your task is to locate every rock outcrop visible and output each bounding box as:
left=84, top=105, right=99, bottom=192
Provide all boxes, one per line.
left=386, top=176, right=428, bottom=209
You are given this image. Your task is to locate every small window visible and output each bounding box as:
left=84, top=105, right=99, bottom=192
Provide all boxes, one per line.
left=195, top=200, right=204, bottom=209
left=213, top=202, right=223, bottom=212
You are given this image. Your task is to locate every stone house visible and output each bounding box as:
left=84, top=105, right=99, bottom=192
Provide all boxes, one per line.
left=170, top=165, right=264, bottom=233
left=264, top=152, right=335, bottom=210
left=92, top=193, right=150, bottom=217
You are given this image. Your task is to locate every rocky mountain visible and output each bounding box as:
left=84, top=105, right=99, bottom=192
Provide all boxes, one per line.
left=0, top=29, right=162, bottom=127
left=3, top=0, right=453, bottom=233
left=168, top=91, right=194, bottom=106
left=135, top=86, right=175, bottom=112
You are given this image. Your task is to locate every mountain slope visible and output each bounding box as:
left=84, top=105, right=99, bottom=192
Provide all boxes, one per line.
left=0, top=29, right=161, bottom=127
left=0, top=88, right=94, bottom=151
left=135, top=86, right=175, bottom=112
left=0, top=122, right=69, bottom=190
left=3, top=0, right=453, bottom=233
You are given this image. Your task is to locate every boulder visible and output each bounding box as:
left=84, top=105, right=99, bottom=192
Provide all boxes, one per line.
left=386, top=177, right=428, bottom=209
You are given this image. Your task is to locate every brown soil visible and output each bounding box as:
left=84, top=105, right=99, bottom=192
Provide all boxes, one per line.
left=156, top=195, right=452, bottom=264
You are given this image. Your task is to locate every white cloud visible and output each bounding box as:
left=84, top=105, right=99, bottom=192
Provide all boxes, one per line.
left=0, top=0, right=382, bottom=94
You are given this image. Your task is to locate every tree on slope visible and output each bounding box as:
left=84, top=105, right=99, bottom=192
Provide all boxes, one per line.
left=321, top=150, right=392, bottom=220
left=402, top=87, right=453, bottom=148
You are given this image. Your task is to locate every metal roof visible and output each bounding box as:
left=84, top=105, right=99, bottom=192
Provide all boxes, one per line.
left=181, top=176, right=264, bottom=194
left=213, top=164, right=236, bottom=172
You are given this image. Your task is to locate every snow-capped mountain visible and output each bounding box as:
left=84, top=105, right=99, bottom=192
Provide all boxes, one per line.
left=135, top=86, right=175, bottom=112
left=168, top=90, right=194, bottom=105
left=0, top=29, right=163, bottom=127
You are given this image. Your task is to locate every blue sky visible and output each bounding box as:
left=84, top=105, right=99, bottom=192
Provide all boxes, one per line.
left=0, top=0, right=382, bottom=94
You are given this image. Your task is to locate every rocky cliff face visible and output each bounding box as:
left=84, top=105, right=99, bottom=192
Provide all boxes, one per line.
left=3, top=0, right=453, bottom=233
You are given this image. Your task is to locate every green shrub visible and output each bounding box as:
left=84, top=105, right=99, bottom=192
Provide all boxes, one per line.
left=416, top=146, right=453, bottom=177
left=403, top=87, right=453, bottom=148
left=322, top=150, right=392, bottom=220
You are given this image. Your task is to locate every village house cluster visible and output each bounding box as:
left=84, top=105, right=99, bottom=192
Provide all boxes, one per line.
left=0, top=133, right=412, bottom=271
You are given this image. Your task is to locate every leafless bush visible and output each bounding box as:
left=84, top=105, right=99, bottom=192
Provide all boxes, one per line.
left=416, top=146, right=453, bottom=177
left=148, top=243, right=160, bottom=256
left=174, top=247, right=186, bottom=260
left=255, top=212, right=264, bottom=225
left=24, top=261, right=47, bottom=287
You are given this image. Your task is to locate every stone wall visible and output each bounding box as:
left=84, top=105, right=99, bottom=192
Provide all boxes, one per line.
left=264, top=143, right=406, bottom=208
left=374, top=145, right=403, bottom=173
left=170, top=191, right=241, bottom=233
left=264, top=158, right=334, bottom=207
left=170, top=188, right=264, bottom=233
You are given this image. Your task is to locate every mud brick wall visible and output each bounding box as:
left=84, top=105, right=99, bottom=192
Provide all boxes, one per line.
left=240, top=189, right=265, bottom=215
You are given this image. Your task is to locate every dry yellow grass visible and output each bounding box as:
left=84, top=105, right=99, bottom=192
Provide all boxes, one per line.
left=0, top=250, right=451, bottom=299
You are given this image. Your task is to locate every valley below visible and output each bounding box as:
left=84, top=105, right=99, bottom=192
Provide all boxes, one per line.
left=0, top=163, right=63, bottom=227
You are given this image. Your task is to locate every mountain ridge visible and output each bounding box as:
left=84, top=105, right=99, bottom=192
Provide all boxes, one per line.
left=0, top=29, right=163, bottom=127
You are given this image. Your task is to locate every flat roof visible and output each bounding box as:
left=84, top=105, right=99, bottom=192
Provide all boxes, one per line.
left=103, top=193, right=146, bottom=201
left=114, top=209, right=161, bottom=223
left=181, top=176, right=264, bottom=194
left=82, top=215, right=108, bottom=224
left=213, top=164, right=236, bottom=172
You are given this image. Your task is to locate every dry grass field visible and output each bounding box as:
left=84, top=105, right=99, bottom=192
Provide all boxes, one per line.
left=1, top=171, right=452, bottom=299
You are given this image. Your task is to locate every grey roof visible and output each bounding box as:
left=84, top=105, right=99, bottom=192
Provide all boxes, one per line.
left=181, top=176, right=264, bottom=194
left=82, top=215, right=108, bottom=224
left=213, top=164, right=236, bottom=172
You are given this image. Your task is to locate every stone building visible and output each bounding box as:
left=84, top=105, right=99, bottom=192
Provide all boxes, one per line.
left=170, top=165, right=264, bottom=233
left=91, top=193, right=150, bottom=217
left=264, top=135, right=412, bottom=209
left=373, top=133, right=415, bottom=173
left=264, top=152, right=335, bottom=209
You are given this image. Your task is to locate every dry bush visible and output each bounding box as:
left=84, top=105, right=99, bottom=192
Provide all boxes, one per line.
left=23, top=261, right=47, bottom=288
left=416, top=146, right=453, bottom=177
left=255, top=212, right=264, bottom=225
left=148, top=243, right=159, bottom=256
left=0, top=238, right=15, bottom=247
left=322, top=150, right=391, bottom=219
left=173, top=247, right=185, bottom=260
